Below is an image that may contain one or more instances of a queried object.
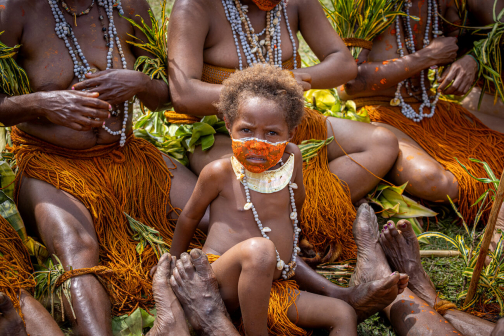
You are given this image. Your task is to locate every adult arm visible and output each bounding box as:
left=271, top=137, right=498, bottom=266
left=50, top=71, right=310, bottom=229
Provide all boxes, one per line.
left=73, top=0, right=170, bottom=112
left=345, top=37, right=458, bottom=95
left=170, top=160, right=224, bottom=257
left=0, top=0, right=109, bottom=129
left=294, top=0, right=357, bottom=89
left=167, top=0, right=221, bottom=116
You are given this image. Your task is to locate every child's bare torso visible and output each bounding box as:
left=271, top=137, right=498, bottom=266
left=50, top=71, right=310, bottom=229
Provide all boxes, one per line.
left=203, top=151, right=298, bottom=265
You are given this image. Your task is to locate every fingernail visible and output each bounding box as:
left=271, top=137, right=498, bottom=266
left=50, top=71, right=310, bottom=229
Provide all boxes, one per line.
left=103, top=122, right=105, bottom=126
left=87, top=72, right=92, bottom=75
left=391, top=272, right=397, bottom=276
left=109, top=105, right=112, bottom=110
left=71, top=86, right=75, bottom=90
left=388, top=223, right=394, bottom=227
left=108, top=113, right=111, bottom=118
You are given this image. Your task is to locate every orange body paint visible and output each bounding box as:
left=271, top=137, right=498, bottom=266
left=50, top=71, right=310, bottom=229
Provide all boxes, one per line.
left=382, top=61, right=389, bottom=65
left=380, top=78, right=387, bottom=85
left=375, top=67, right=379, bottom=72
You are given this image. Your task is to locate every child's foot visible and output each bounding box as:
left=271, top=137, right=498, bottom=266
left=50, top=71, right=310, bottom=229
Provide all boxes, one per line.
left=148, top=254, right=190, bottom=336
left=170, top=249, right=230, bottom=334
left=348, top=204, right=409, bottom=321
left=0, top=293, right=27, bottom=336
left=379, top=219, right=438, bottom=306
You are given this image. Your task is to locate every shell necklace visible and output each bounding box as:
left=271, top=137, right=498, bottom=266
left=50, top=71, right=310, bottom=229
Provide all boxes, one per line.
left=221, top=0, right=298, bottom=70
left=48, top=0, right=130, bottom=146
left=391, top=0, right=442, bottom=122
left=236, top=155, right=300, bottom=280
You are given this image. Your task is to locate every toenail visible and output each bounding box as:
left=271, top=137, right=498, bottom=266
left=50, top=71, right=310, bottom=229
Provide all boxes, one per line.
left=400, top=222, right=406, bottom=228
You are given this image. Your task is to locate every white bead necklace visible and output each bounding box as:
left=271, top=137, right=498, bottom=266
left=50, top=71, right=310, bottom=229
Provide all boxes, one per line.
left=240, top=160, right=300, bottom=280
left=221, top=0, right=297, bottom=70
left=48, top=0, right=130, bottom=146
left=391, top=0, right=441, bottom=122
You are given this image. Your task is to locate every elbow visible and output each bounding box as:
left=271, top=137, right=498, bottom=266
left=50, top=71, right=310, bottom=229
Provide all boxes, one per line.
left=343, top=61, right=358, bottom=84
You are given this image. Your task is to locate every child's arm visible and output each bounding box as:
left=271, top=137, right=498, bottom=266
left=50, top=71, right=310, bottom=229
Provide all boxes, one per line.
left=170, top=160, right=226, bottom=257
left=286, top=144, right=306, bottom=213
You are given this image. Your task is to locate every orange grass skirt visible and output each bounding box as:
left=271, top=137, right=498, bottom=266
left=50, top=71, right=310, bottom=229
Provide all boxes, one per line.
left=0, top=215, right=35, bottom=321
left=207, top=254, right=312, bottom=336
left=359, top=98, right=504, bottom=224
left=10, top=127, right=205, bottom=316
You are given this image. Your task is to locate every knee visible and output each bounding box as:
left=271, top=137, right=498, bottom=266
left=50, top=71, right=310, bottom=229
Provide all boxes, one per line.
left=410, top=163, right=458, bottom=201
left=371, top=127, right=400, bottom=159
left=240, top=238, right=277, bottom=273
left=328, top=300, right=357, bottom=329
left=52, top=228, right=99, bottom=263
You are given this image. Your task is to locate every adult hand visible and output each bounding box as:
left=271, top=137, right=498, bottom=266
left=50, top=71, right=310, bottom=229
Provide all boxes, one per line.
left=292, top=72, right=312, bottom=91
left=424, top=37, right=458, bottom=66
left=438, top=55, right=478, bottom=96
left=72, top=69, right=147, bottom=105
left=36, top=91, right=110, bottom=131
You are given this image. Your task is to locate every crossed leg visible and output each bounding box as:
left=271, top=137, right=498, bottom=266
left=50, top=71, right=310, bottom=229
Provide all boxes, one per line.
left=380, top=218, right=496, bottom=335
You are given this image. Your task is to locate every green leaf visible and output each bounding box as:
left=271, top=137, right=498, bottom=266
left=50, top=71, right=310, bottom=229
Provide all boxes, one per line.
left=201, top=134, right=215, bottom=151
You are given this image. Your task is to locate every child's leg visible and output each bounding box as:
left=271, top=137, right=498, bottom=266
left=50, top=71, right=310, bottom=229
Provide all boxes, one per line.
left=198, top=237, right=277, bottom=336
left=287, top=291, right=358, bottom=336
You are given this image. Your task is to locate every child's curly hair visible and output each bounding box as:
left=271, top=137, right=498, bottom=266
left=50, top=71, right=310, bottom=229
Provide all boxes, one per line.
left=215, top=64, right=305, bottom=131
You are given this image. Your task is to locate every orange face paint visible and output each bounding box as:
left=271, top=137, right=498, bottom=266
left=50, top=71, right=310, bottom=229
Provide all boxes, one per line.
left=252, top=0, right=281, bottom=11
left=380, top=78, right=387, bottom=85
left=383, top=61, right=389, bottom=65
left=231, top=137, right=288, bottom=173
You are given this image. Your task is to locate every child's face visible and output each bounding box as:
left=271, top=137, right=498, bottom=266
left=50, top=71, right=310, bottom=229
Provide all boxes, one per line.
left=228, top=97, right=293, bottom=142
left=227, top=97, right=294, bottom=170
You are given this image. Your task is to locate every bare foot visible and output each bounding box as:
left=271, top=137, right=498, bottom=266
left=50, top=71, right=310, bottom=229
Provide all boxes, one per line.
left=147, top=253, right=190, bottom=336
left=379, top=219, right=438, bottom=307
left=348, top=204, right=409, bottom=322
left=0, top=293, right=27, bottom=336
left=170, top=249, right=238, bottom=336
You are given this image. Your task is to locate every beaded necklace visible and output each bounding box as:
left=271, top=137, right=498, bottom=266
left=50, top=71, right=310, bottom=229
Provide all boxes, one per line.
left=61, top=0, right=95, bottom=18
left=391, top=0, right=442, bottom=122
left=48, top=0, right=130, bottom=146
left=221, top=0, right=297, bottom=70
left=237, top=154, right=300, bottom=280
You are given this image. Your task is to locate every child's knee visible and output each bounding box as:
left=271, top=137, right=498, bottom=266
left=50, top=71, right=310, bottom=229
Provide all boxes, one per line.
left=329, top=300, right=357, bottom=328
left=240, top=238, right=277, bottom=272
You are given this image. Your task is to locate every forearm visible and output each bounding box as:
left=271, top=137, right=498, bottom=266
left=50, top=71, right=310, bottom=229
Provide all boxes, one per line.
left=136, top=75, right=171, bottom=112
left=297, top=51, right=357, bottom=89
left=345, top=49, right=435, bottom=95
left=0, top=92, right=44, bottom=126
left=170, top=216, right=201, bottom=258
left=170, top=79, right=222, bottom=116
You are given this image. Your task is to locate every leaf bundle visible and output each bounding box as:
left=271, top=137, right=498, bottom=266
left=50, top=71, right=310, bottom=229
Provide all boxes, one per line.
left=123, top=0, right=169, bottom=85
left=0, top=31, right=30, bottom=96
left=321, top=0, right=407, bottom=58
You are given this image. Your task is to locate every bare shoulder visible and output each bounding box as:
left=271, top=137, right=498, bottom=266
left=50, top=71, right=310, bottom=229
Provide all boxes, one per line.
left=285, top=142, right=302, bottom=166
left=171, top=0, right=215, bottom=20
left=0, top=0, right=35, bottom=46
left=120, top=0, right=152, bottom=19
left=199, top=157, right=233, bottom=185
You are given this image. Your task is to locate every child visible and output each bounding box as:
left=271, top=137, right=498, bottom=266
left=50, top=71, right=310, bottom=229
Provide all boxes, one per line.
left=170, top=64, right=357, bottom=336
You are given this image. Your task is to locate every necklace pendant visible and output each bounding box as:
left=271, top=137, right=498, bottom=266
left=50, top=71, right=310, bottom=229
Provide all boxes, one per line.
left=390, top=98, right=401, bottom=106
left=276, top=259, right=285, bottom=271
left=244, top=202, right=253, bottom=210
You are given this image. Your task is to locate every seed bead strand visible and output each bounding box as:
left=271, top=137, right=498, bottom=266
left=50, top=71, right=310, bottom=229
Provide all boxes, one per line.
left=282, top=3, right=297, bottom=69
left=392, top=0, right=441, bottom=122
left=49, top=0, right=129, bottom=146
left=61, top=0, right=95, bottom=17
left=241, top=164, right=300, bottom=280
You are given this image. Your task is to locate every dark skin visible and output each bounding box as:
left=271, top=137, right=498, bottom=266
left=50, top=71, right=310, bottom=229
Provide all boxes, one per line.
left=172, top=97, right=362, bottom=336
left=0, top=1, right=206, bottom=335
left=341, top=0, right=473, bottom=205
left=0, top=290, right=64, bottom=336
left=168, top=0, right=400, bottom=205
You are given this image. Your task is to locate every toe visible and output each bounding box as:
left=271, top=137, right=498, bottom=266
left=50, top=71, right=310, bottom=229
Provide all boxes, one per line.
left=175, top=259, right=189, bottom=280
left=397, top=220, right=417, bottom=241
left=388, top=221, right=400, bottom=238
left=383, top=223, right=394, bottom=243
left=190, top=249, right=214, bottom=280
left=152, top=253, right=171, bottom=278
left=180, top=253, right=195, bottom=279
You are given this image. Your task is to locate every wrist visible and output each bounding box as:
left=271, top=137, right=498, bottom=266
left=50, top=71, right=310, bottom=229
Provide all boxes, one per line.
left=417, top=48, right=437, bottom=68
left=136, top=71, right=152, bottom=95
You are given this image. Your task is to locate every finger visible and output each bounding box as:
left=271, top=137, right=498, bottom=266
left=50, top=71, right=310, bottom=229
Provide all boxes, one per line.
left=79, top=107, right=110, bottom=120
left=72, top=78, right=103, bottom=91
left=85, top=70, right=112, bottom=79
left=446, top=74, right=464, bottom=95
left=438, top=69, right=456, bottom=92
left=298, top=73, right=312, bottom=83
left=81, top=97, right=111, bottom=111
left=73, top=116, right=106, bottom=130
left=301, top=81, right=311, bottom=91
left=70, top=90, right=101, bottom=98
